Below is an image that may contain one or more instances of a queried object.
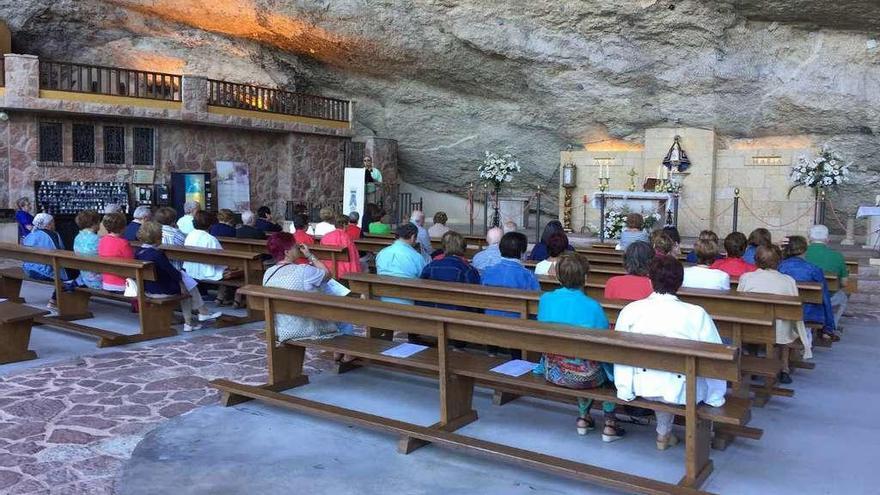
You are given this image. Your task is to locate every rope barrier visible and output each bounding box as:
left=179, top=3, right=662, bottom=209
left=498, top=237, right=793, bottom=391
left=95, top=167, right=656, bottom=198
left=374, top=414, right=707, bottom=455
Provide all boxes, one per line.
left=824, top=196, right=851, bottom=232
left=737, top=197, right=815, bottom=228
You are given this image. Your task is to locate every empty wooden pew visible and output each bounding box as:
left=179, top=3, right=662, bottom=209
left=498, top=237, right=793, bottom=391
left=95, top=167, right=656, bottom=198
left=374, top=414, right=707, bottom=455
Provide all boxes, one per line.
left=214, top=286, right=747, bottom=494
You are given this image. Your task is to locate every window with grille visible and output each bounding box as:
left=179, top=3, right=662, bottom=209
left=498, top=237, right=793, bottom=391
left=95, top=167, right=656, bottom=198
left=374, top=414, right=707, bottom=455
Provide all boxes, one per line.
left=72, top=124, right=95, bottom=164
left=133, top=127, right=155, bottom=166
left=103, top=126, right=126, bottom=165
left=38, top=122, right=63, bottom=163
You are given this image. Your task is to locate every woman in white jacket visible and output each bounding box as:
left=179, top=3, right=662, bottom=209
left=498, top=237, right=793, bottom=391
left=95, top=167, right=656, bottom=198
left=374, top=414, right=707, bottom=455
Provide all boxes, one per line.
left=613, top=255, right=727, bottom=450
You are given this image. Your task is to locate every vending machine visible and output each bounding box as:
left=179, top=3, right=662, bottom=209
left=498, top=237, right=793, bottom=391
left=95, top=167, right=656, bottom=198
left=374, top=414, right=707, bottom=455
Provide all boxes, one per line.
left=170, top=172, right=215, bottom=215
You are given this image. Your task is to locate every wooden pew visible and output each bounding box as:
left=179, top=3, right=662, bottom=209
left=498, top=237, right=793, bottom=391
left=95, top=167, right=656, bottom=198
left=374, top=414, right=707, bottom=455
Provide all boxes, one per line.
left=214, top=236, right=348, bottom=278
left=344, top=272, right=784, bottom=407
left=365, top=232, right=488, bottom=249
left=0, top=301, right=48, bottom=364
left=546, top=263, right=824, bottom=305
left=214, top=286, right=746, bottom=493
left=357, top=236, right=481, bottom=258
left=0, top=242, right=184, bottom=347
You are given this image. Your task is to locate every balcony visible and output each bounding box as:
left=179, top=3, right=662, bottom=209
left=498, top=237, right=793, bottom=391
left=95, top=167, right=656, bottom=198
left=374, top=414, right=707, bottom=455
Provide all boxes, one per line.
left=0, top=54, right=353, bottom=136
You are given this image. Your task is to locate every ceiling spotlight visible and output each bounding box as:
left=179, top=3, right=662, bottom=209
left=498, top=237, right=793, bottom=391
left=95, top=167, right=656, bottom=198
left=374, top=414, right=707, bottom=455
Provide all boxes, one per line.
left=0, top=111, right=9, bottom=122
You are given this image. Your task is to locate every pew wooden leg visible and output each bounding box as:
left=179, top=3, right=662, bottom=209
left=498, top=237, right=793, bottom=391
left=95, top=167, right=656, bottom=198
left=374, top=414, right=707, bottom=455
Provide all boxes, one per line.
left=680, top=418, right=713, bottom=488
left=139, top=302, right=179, bottom=340
left=680, top=357, right=713, bottom=489
left=492, top=390, right=519, bottom=406
left=222, top=343, right=310, bottom=407
left=0, top=319, right=39, bottom=364
left=0, top=277, right=24, bottom=303
left=399, top=323, right=478, bottom=455
left=56, top=290, right=92, bottom=321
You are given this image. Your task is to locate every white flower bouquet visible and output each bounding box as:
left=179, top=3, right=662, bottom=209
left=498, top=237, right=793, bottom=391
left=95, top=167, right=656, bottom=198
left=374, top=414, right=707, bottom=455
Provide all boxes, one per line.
left=604, top=209, right=661, bottom=239
left=479, top=151, right=520, bottom=187
left=789, top=145, right=850, bottom=196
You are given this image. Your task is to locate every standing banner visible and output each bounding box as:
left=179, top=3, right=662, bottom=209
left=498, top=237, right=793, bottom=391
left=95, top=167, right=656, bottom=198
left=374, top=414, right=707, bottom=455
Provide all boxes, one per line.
left=343, top=167, right=366, bottom=221
left=216, top=161, right=251, bottom=212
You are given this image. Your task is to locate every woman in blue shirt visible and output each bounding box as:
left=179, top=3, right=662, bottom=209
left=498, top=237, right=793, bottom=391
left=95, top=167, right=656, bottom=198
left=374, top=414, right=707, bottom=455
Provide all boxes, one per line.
left=538, top=253, right=625, bottom=442
left=15, top=197, right=34, bottom=243
left=528, top=220, right=574, bottom=261
left=779, top=236, right=837, bottom=341
left=22, top=213, right=69, bottom=309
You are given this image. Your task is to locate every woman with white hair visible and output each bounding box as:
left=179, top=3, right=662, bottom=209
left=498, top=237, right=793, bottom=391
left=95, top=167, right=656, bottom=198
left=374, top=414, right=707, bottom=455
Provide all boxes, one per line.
left=178, top=200, right=200, bottom=235
left=15, top=197, right=34, bottom=243
left=22, top=213, right=69, bottom=308
left=124, top=205, right=153, bottom=241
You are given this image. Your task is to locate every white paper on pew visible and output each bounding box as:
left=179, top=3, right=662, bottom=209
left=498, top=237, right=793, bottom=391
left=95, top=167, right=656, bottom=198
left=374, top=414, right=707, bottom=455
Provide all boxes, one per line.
left=0, top=298, right=7, bottom=303
left=323, top=279, right=351, bottom=297
left=490, top=359, right=539, bottom=377
left=181, top=272, right=199, bottom=292
left=381, top=343, right=428, bottom=358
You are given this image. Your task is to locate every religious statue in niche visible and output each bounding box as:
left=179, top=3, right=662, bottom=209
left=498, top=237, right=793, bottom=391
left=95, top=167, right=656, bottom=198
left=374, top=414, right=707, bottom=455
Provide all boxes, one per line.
left=662, top=135, right=691, bottom=173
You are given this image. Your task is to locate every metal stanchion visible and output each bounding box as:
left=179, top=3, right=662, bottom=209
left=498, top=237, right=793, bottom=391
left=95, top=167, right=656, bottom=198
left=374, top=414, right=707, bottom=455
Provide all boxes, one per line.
left=535, top=186, right=542, bottom=241
left=483, top=185, right=489, bottom=235
left=732, top=188, right=740, bottom=232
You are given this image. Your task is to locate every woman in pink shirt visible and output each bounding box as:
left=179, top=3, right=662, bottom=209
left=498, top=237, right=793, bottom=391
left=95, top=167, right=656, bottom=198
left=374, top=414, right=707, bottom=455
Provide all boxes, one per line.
left=319, top=215, right=362, bottom=278
left=97, top=212, right=134, bottom=291
left=604, top=241, right=654, bottom=301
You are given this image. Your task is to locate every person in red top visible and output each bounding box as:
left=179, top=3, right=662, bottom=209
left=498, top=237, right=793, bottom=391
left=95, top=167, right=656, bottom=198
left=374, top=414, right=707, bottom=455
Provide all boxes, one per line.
left=319, top=214, right=362, bottom=278
left=291, top=214, right=315, bottom=265
left=604, top=241, right=654, bottom=301
left=710, top=231, right=757, bottom=277
left=345, top=211, right=362, bottom=239
left=97, top=212, right=135, bottom=292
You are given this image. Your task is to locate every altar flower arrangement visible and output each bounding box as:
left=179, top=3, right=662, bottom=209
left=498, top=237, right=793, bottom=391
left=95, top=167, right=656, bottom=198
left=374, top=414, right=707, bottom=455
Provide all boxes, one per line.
left=478, top=151, right=520, bottom=186
left=603, top=209, right=661, bottom=239
left=479, top=151, right=521, bottom=227
left=789, top=145, right=850, bottom=196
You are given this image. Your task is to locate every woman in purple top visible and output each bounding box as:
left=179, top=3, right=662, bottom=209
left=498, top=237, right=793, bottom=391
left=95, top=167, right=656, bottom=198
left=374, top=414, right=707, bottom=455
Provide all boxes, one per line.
left=15, top=197, right=35, bottom=243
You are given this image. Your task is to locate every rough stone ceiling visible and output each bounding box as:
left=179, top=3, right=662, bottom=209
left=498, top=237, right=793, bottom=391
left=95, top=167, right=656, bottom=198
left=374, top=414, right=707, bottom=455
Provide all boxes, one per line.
left=1, top=0, right=878, bottom=216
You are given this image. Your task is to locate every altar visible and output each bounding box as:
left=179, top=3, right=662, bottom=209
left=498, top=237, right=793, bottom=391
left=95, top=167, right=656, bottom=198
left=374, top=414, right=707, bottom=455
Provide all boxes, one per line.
left=591, top=191, right=673, bottom=216
left=558, top=126, right=818, bottom=238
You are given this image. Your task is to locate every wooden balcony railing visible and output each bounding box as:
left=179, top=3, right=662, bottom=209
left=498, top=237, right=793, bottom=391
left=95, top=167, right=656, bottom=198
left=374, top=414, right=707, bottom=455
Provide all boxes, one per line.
left=39, top=61, right=181, bottom=101
left=208, top=79, right=350, bottom=122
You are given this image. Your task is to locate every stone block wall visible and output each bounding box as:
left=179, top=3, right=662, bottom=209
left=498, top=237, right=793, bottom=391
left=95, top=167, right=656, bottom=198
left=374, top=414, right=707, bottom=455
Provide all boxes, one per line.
left=714, top=148, right=816, bottom=239
left=559, top=127, right=818, bottom=239
left=0, top=114, right=351, bottom=216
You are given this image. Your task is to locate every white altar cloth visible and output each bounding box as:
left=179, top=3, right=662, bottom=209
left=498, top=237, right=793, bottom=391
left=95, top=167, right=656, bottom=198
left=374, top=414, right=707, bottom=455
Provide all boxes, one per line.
left=857, top=206, right=880, bottom=250
left=591, top=190, right=673, bottom=214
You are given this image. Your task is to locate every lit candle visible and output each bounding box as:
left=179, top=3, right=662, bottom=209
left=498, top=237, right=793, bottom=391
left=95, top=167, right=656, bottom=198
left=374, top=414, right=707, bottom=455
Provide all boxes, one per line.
left=657, top=165, right=662, bottom=179
left=605, top=163, right=611, bottom=179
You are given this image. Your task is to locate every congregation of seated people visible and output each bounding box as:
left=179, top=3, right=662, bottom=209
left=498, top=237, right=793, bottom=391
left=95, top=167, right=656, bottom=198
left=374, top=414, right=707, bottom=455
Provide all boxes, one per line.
left=14, top=199, right=851, bottom=451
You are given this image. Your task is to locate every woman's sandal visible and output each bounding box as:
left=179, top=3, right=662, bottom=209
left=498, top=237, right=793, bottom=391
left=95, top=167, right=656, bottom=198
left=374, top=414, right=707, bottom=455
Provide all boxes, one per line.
left=601, top=421, right=626, bottom=443
left=576, top=416, right=595, bottom=436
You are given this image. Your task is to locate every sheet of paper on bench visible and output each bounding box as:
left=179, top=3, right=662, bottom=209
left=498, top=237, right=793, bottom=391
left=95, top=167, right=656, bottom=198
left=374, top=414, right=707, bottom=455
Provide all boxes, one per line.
left=381, top=343, right=429, bottom=358
left=323, top=279, right=351, bottom=297
left=491, top=359, right=538, bottom=377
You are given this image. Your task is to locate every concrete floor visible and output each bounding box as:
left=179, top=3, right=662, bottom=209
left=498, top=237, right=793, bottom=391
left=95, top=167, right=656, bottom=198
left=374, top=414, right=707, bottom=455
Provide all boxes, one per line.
left=4, top=256, right=880, bottom=495
left=116, top=318, right=880, bottom=495
left=1, top=282, right=252, bottom=377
